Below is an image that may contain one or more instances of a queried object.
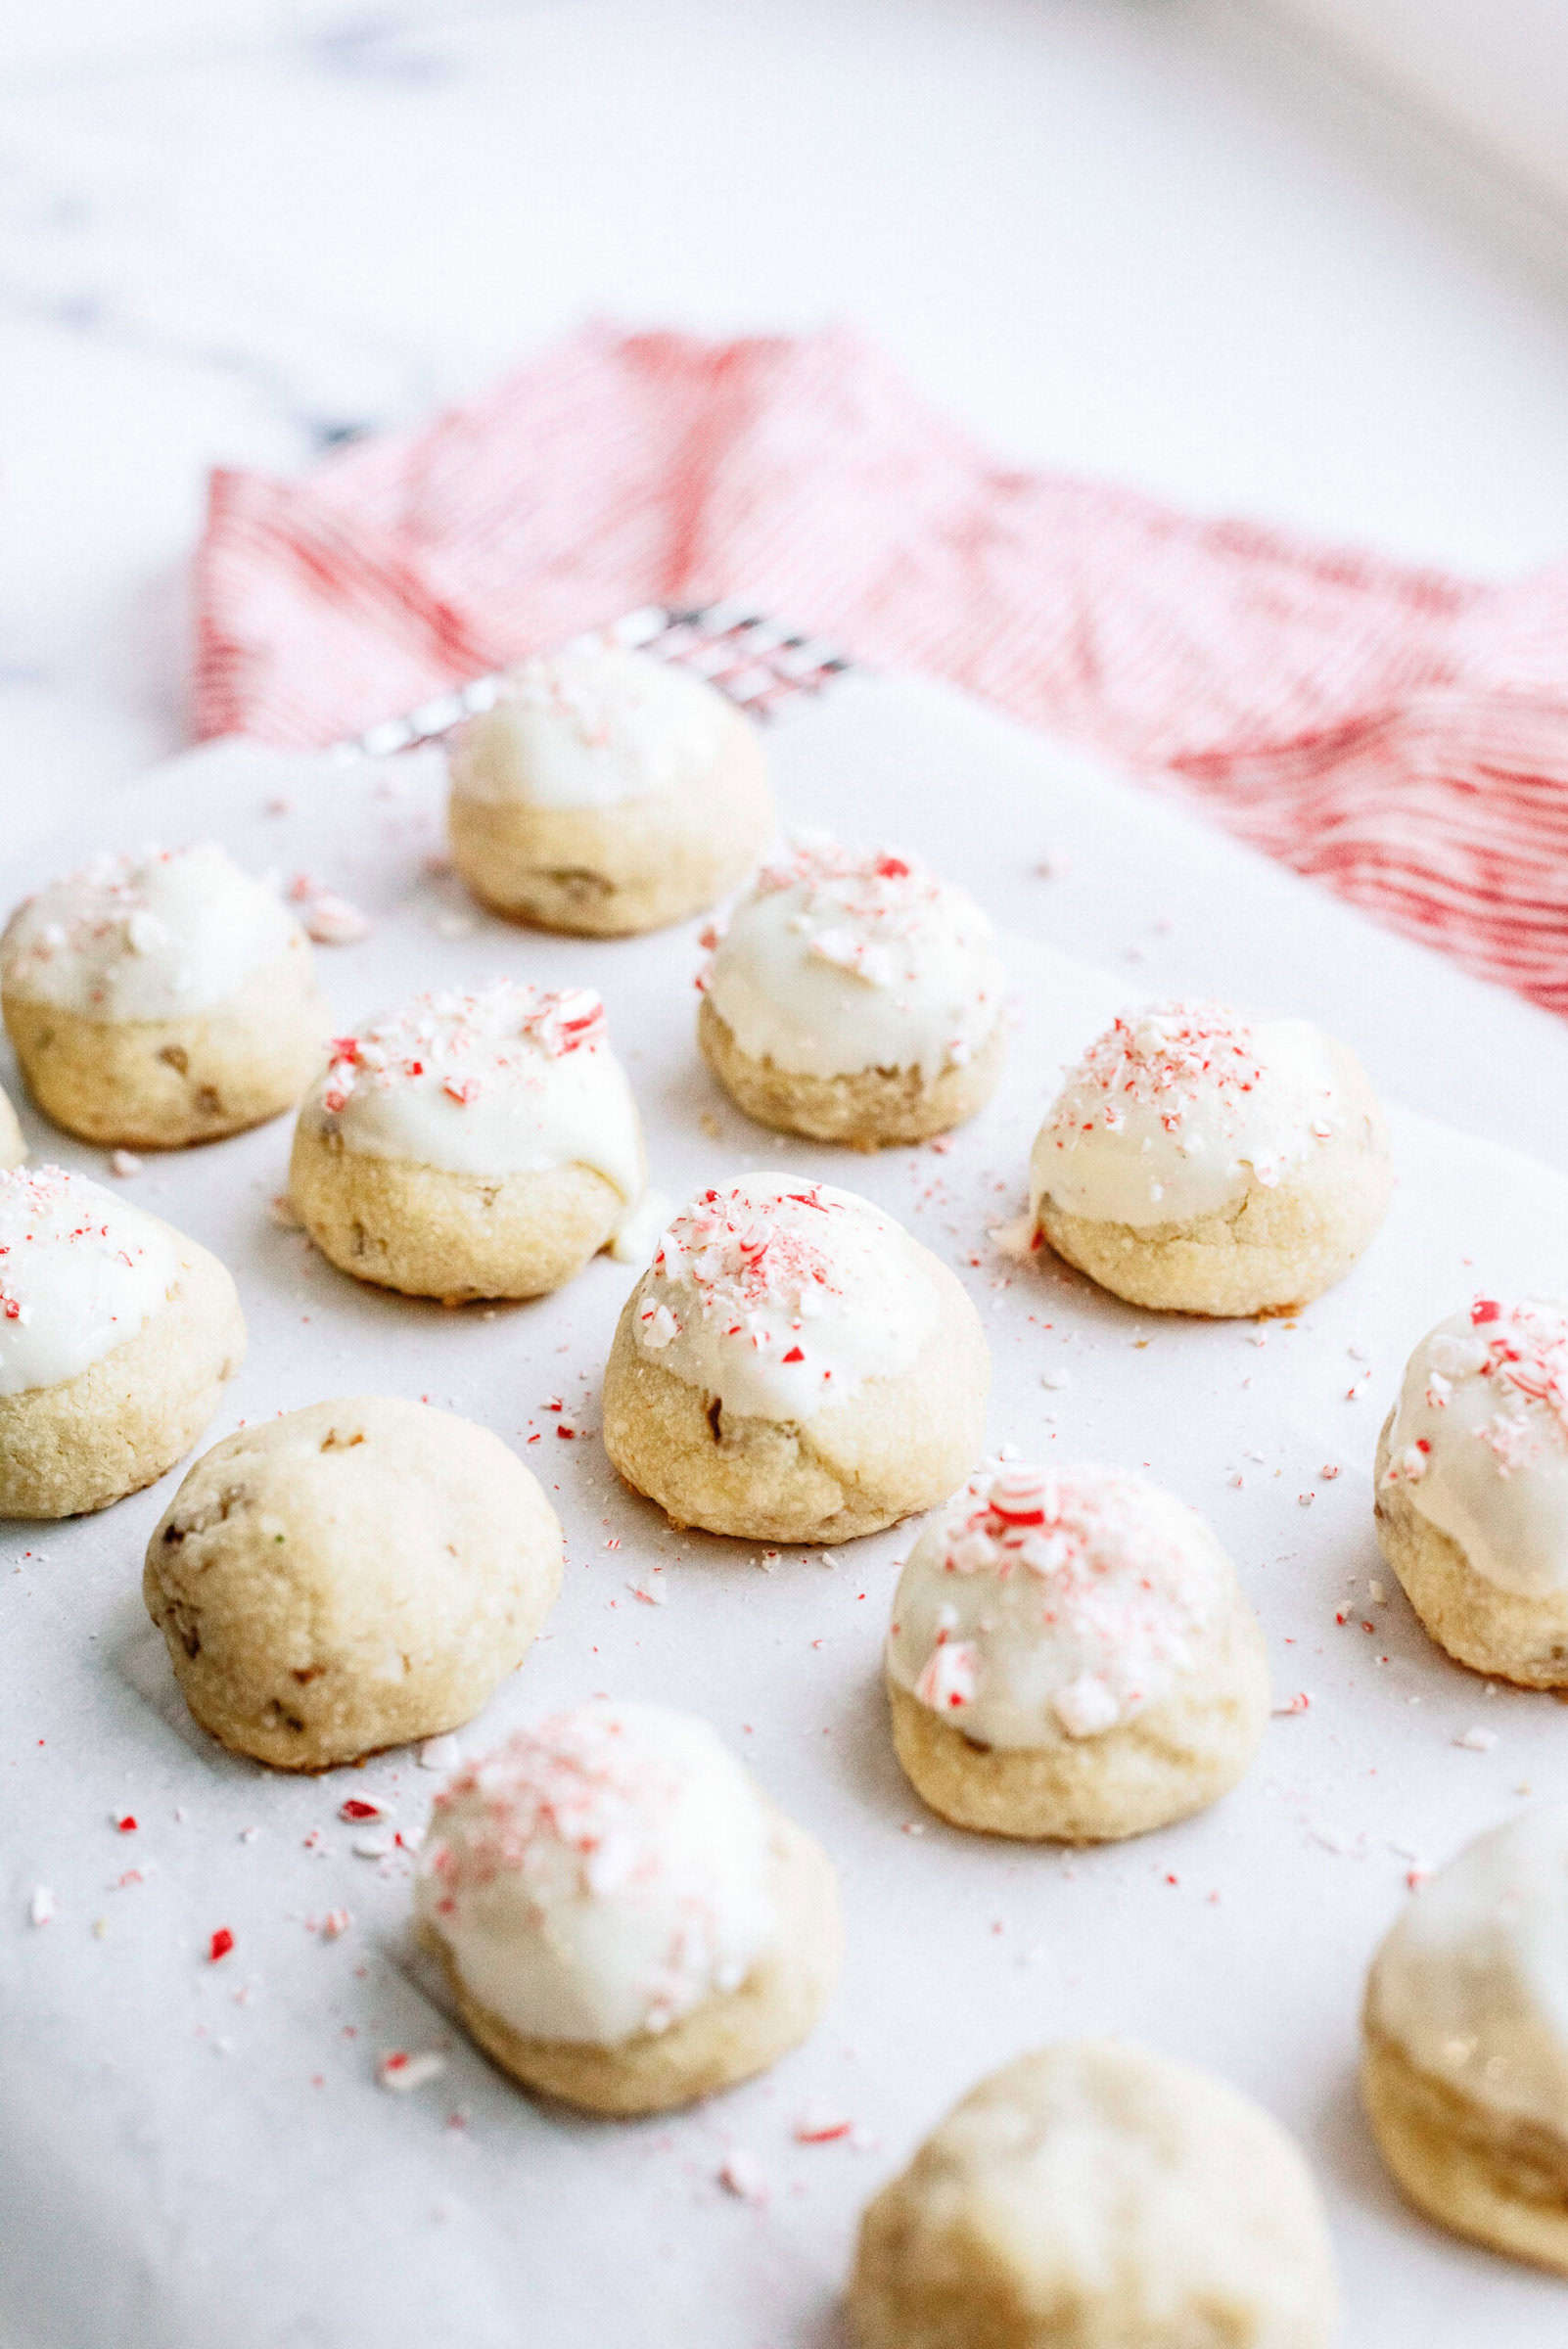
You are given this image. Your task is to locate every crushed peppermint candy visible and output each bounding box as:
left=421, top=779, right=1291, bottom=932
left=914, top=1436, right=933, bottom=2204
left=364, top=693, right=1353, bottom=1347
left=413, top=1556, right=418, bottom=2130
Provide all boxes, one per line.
left=299, top=888, right=372, bottom=944
left=28, top=1886, right=55, bottom=1926
left=318, top=983, right=607, bottom=1115
left=379, top=2050, right=447, bottom=2093
left=716, top=2148, right=768, bottom=2204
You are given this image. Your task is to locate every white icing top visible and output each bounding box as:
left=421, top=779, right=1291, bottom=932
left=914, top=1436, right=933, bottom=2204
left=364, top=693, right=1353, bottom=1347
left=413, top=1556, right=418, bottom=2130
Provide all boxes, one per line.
left=0, top=1165, right=180, bottom=1397
left=700, top=833, right=1003, bottom=1080
left=1383, top=1298, right=1568, bottom=1595
left=1, top=843, right=302, bottom=1021
left=1030, top=1002, right=1350, bottom=1231
left=886, top=1460, right=1235, bottom=1746
left=628, top=1174, right=936, bottom=1422
left=415, top=1702, right=776, bottom=2047
left=1366, top=1805, right=1568, bottom=2135
left=300, top=983, right=644, bottom=1202
left=449, top=640, right=735, bottom=811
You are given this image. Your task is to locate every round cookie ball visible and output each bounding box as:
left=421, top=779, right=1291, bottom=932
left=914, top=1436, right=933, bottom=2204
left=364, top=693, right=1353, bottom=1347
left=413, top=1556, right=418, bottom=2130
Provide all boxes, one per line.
left=1, top=842, right=328, bottom=1148
left=885, top=1459, right=1268, bottom=1841
left=143, top=1397, right=562, bottom=1770
left=288, top=982, right=646, bottom=1301
left=0, top=1085, right=23, bottom=1167
left=0, top=1164, right=245, bottom=1519
left=1030, top=1000, right=1392, bottom=1317
left=1376, top=1296, right=1568, bottom=1686
left=1362, top=1804, right=1568, bottom=2276
left=851, top=2040, right=1339, bottom=2349
left=447, top=639, right=773, bottom=936
left=697, top=834, right=1005, bottom=1147
left=602, top=1174, right=990, bottom=1543
left=415, top=1699, right=841, bottom=2115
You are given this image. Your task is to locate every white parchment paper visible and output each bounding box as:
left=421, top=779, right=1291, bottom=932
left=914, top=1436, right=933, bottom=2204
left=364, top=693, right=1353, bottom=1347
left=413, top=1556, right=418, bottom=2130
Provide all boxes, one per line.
left=3, top=676, right=1566, bottom=2347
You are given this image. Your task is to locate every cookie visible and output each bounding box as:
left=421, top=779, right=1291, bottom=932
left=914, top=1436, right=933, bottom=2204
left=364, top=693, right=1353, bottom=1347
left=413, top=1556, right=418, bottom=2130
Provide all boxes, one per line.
left=1376, top=1297, right=1568, bottom=1685
left=143, top=1397, right=562, bottom=1770
left=602, top=1174, right=990, bottom=1543
left=415, top=1700, right=841, bottom=2114
left=447, top=639, right=773, bottom=936
left=885, top=1459, right=1268, bottom=1840
left=1, top=842, right=327, bottom=1147
left=288, top=983, right=646, bottom=1300
left=852, top=2040, right=1338, bottom=2349
left=697, top=835, right=1005, bottom=1146
left=1362, top=1804, right=1568, bottom=2275
left=1030, top=1001, right=1393, bottom=1316
left=0, top=1163, right=245, bottom=1519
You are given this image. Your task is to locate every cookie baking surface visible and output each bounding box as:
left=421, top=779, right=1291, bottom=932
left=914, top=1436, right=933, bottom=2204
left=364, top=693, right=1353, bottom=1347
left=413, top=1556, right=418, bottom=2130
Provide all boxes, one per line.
left=5, top=678, right=1568, bottom=2349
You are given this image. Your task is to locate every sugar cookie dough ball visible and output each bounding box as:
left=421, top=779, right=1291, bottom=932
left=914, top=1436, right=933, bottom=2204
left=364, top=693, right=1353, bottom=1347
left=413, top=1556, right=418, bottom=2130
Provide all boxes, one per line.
left=0, top=1086, right=23, bottom=1168
left=1030, top=1001, right=1392, bottom=1317
left=416, top=1700, right=841, bottom=2114
left=852, top=2041, right=1338, bottom=2349
left=447, top=640, right=773, bottom=936
left=0, top=1164, right=245, bottom=1519
left=1376, top=1297, right=1568, bottom=1685
left=289, top=983, right=646, bottom=1301
left=698, top=835, right=1005, bottom=1147
left=885, top=1460, right=1268, bottom=1841
left=144, top=1397, right=562, bottom=1770
left=602, top=1175, right=990, bottom=1543
left=1, top=843, right=328, bottom=1148
left=1362, top=1804, right=1568, bottom=2276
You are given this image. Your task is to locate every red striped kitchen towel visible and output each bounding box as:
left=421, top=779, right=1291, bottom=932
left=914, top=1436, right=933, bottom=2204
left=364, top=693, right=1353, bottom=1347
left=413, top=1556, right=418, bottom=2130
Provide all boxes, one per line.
left=194, top=321, right=1568, bottom=1013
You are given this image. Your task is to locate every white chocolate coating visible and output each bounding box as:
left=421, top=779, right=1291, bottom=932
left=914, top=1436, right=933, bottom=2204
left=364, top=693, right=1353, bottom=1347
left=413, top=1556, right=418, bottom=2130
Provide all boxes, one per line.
left=886, top=1461, right=1233, bottom=1745
left=1, top=844, right=300, bottom=1022
left=298, top=983, right=644, bottom=1203
left=1031, top=1002, right=1350, bottom=1231
left=1383, top=1299, right=1568, bottom=1598
left=416, top=1702, right=776, bottom=2047
left=1365, top=1804, right=1568, bottom=2138
left=0, top=1164, right=180, bottom=1397
left=628, top=1175, right=936, bottom=1423
left=701, top=835, right=1003, bottom=1080
left=449, top=640, right=734, bottom=811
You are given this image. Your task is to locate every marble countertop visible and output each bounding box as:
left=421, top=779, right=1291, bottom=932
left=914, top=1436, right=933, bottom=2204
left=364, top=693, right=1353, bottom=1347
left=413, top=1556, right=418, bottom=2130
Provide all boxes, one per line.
left=4, top=0, right=1567, bottom=1086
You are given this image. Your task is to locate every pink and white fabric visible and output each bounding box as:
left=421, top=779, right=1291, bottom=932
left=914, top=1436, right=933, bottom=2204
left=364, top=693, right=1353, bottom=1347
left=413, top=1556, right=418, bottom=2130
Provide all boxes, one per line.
left=193, top=322, right=1568, bottom=1013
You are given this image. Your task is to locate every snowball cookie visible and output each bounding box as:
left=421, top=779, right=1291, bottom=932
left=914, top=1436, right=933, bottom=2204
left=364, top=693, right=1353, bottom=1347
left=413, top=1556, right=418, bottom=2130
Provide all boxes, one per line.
left=415, top=1699, right=841, bottom=2114
left=143, top=1397, right=562, bottom=1770
left=852, top=2040, right=1339, bottom=2349
left=602, top=1174, right=990, bottom=1543
left=0, top=1163, right=244, bottom=1519
left=0, top=1086, right=23, bottom=1167
left=697, top=834, right=1005, bottom=1147
left=446, top=638, right=773, bottom=936
left=1030, top=1000, right=1392, bottom=1317
left=1362, top=1804, right=1568, bottom=2275
left=885, top=1460, right=1268, bottom=1842
left=288, top=982, right=645, bottom=1301
left=1, top=843, right=327, bottom=1148
left=1376, top=1297, right=1568, bottom=1686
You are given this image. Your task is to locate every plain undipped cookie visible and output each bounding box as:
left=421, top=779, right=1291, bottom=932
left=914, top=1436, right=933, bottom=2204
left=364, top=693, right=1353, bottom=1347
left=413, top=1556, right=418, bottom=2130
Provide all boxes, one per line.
left=288, top=982, right=646, bottom=1300
left=1376, top=1297, right=1568, bottom=1686
left=2, top=842, right=327, bottom=1148
left=602, top=1174, right=990, bottom=1543
left=885, top=1459, right=1269, bottom=1841
left=144, top=1397, right=562, bottom=1769
left=852, top=2040, right=1339, bottom=2349
left=416, top=1700, right=841, bottom=2114
left=698, top=834, right=1005, bottom=1147
left=0, top=1163, right=244, bottom=1519
left=447, top=639, right=773, bottom=936
left=1030, top=1000, right=1393, bottom=1317
left=1362, top=1804, right=1568, bottom=2276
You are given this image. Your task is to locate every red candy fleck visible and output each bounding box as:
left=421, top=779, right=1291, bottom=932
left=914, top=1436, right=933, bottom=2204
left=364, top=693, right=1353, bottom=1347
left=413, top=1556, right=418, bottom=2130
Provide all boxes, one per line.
left=115, top=1815, right=137, bottom=1833
left=781, top=1346, right=806, bottom=1364
left=338, top=1798, right=381, bottom=1822
left=1471, top=1299, right=1501, bottom=1325
left=208, top=1927, right=234, bottom=1962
